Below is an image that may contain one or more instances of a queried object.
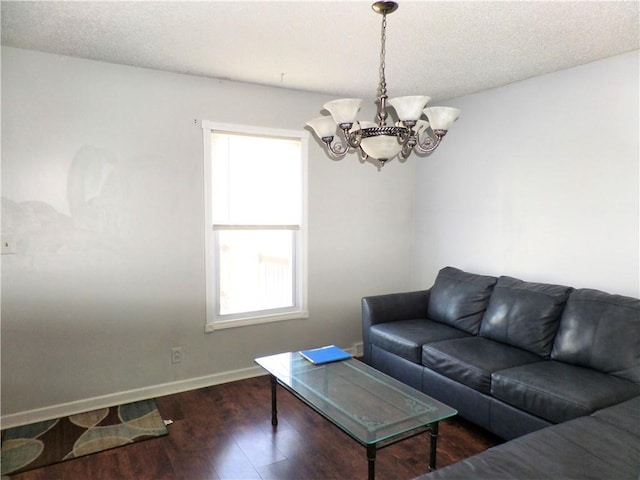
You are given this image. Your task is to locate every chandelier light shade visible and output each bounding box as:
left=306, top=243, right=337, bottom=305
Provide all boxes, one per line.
left=306, top=1, right=460, bottom=167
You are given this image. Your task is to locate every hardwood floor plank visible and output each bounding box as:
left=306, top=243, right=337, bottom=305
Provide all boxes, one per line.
left=198, top=429, right=259, bottom=479
left=8, top=374, right=501, bottom=479
left=231, top=425, right=287, bottom=470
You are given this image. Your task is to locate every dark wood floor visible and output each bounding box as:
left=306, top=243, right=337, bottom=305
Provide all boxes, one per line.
left=11, top=375, right=502, bottom=480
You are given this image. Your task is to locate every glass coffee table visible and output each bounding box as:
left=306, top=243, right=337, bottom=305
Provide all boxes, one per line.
left=255, top=352, right=457, bottom=479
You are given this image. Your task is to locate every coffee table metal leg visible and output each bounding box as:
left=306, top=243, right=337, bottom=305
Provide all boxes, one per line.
left=366, top=445, right=376, bottom=480
left=270, top=374, right=278, bottom=426
left=429, top=422, right=439, bottom=470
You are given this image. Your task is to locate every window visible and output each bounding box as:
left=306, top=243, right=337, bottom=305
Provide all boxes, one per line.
left=202, top=122, right=308, bottom=331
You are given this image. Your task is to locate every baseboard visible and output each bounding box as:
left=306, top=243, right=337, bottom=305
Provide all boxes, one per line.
left=2, top=346, right=363, bottom=429
left=1, top=365, right=266, bottom=430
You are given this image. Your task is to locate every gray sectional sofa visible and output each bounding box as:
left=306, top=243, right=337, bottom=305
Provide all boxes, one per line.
left=361, top=266, right=640, bottom=478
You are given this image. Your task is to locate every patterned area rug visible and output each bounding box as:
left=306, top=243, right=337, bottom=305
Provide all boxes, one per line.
left=1, top=399, right=168, bottom=476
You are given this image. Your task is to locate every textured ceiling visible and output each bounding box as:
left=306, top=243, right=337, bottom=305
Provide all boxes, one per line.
left=1, top=1, right=639, bottom=101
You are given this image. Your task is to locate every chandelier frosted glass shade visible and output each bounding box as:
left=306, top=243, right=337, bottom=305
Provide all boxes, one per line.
left=324, top=98, right=364, bottom=126
left=306, top=116, right=337, bottom=139
left=306, top=1, right=460, bottom=167
left=388, top=96, right=431, bottom=121
left=423, top=107, right=461, bottom=131
left=356, top=121, right=404, bottom=160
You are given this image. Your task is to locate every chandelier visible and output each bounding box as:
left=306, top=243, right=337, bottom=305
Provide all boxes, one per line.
left=306, top=1, right=460, bottom=167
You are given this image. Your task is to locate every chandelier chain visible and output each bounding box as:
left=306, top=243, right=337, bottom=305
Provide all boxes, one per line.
left=378, top=12, right=387, bottom=100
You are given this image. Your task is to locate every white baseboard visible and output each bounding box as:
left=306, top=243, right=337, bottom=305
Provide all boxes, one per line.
left=2, top=346, right=363, bottom=429
left=1, top=365, right=266, bottom=430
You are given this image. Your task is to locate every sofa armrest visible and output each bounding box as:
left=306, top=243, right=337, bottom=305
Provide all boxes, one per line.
left=361, top=289, right=431, bottom=364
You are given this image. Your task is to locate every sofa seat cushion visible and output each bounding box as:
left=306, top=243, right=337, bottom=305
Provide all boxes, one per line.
left=492, top=361, right=640, bottom=424
left=427, top=267, right=497, bottom=334
left=369, top=319, right=471, bottom=364
left=479, top=276, right=572, bottom=357
left=421, top=337, right=542, bottom=394
left=591, top=395, right=640, bottom=437
left=417, top=414, right=640, bottom=480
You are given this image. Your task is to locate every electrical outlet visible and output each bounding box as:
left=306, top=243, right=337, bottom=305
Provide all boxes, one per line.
left=171, top=347, right=182, bottom=364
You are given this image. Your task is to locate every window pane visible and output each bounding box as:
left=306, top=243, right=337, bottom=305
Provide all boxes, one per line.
left=218, top=230, right=295, bottom=316
left=212, top=133, right=301, bottom=225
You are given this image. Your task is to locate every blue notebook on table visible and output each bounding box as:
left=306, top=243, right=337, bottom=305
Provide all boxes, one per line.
left=299, top=345, right=352, bottom=365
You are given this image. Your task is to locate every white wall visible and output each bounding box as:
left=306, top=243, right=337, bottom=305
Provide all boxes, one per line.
left=412, top=51, right=639, bottom=297
left=0, top=47, right=416, bottom=424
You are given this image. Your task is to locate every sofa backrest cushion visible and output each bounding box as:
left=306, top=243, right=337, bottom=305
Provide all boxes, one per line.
left=551, top=288, right=640, bottom=383
left=479, top=276, right=572, bottom=357
left=427, top=267, right=498, bottom=335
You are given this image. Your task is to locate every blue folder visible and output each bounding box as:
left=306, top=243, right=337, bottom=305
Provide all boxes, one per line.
left=299, top=345, right=352, bottom=365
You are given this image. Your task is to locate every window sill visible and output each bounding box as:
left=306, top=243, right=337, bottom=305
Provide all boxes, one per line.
left=205, top=311, right=309, bottom=332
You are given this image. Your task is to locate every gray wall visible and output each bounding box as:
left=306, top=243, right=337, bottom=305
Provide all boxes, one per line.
left=411, top=51, right=639, bottom=297
left=1, top=47, right=416, bottom=425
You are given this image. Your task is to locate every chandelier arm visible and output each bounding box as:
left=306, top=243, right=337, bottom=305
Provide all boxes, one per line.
left=358, top=147, right=370, bottom=161
left=341, top=126, right=363, bottom=149
left=400, top=138, right=416, bottom=159
left=397, top=127, right=413, bottom=145
left=414, top=130, right=446, bottom=154
left=322, top=137, right=350, bottom=158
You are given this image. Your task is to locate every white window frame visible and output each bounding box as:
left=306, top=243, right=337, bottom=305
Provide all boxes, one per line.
left=202, top=121, right=309, bottom=331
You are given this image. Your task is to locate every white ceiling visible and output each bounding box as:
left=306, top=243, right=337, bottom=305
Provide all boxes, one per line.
left=1, top=1, right=639, bottom=102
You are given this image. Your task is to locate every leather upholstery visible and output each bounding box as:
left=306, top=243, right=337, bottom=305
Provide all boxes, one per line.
left=479, top=276, right=572, bottom=357
left=591, top=395, right=640, bottom=437
left=422, top=337, right=542, bottom=394
left=370, top=318, right=470, bottom=364
left=421, top=366, right=493, bottom=432
left=551, top=288, right=640, bottom=383
left=362, top=266, right=640, bottom=478
left=488, top=395, right=553, bottom=440
left=362, top=290, right=430, bottom=326
left=427, top=267, right=497, bottom=334
left=491, top=360, right=640, bottom=423
left=362, top=290, right=430, bottom=363
left=371, top=345, right=424, bottom=390
left=418, top=403, right=640, bottom=480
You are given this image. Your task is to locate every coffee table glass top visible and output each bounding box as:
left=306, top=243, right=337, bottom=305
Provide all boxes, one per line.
left=255, top=352, right=457, bottom=445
